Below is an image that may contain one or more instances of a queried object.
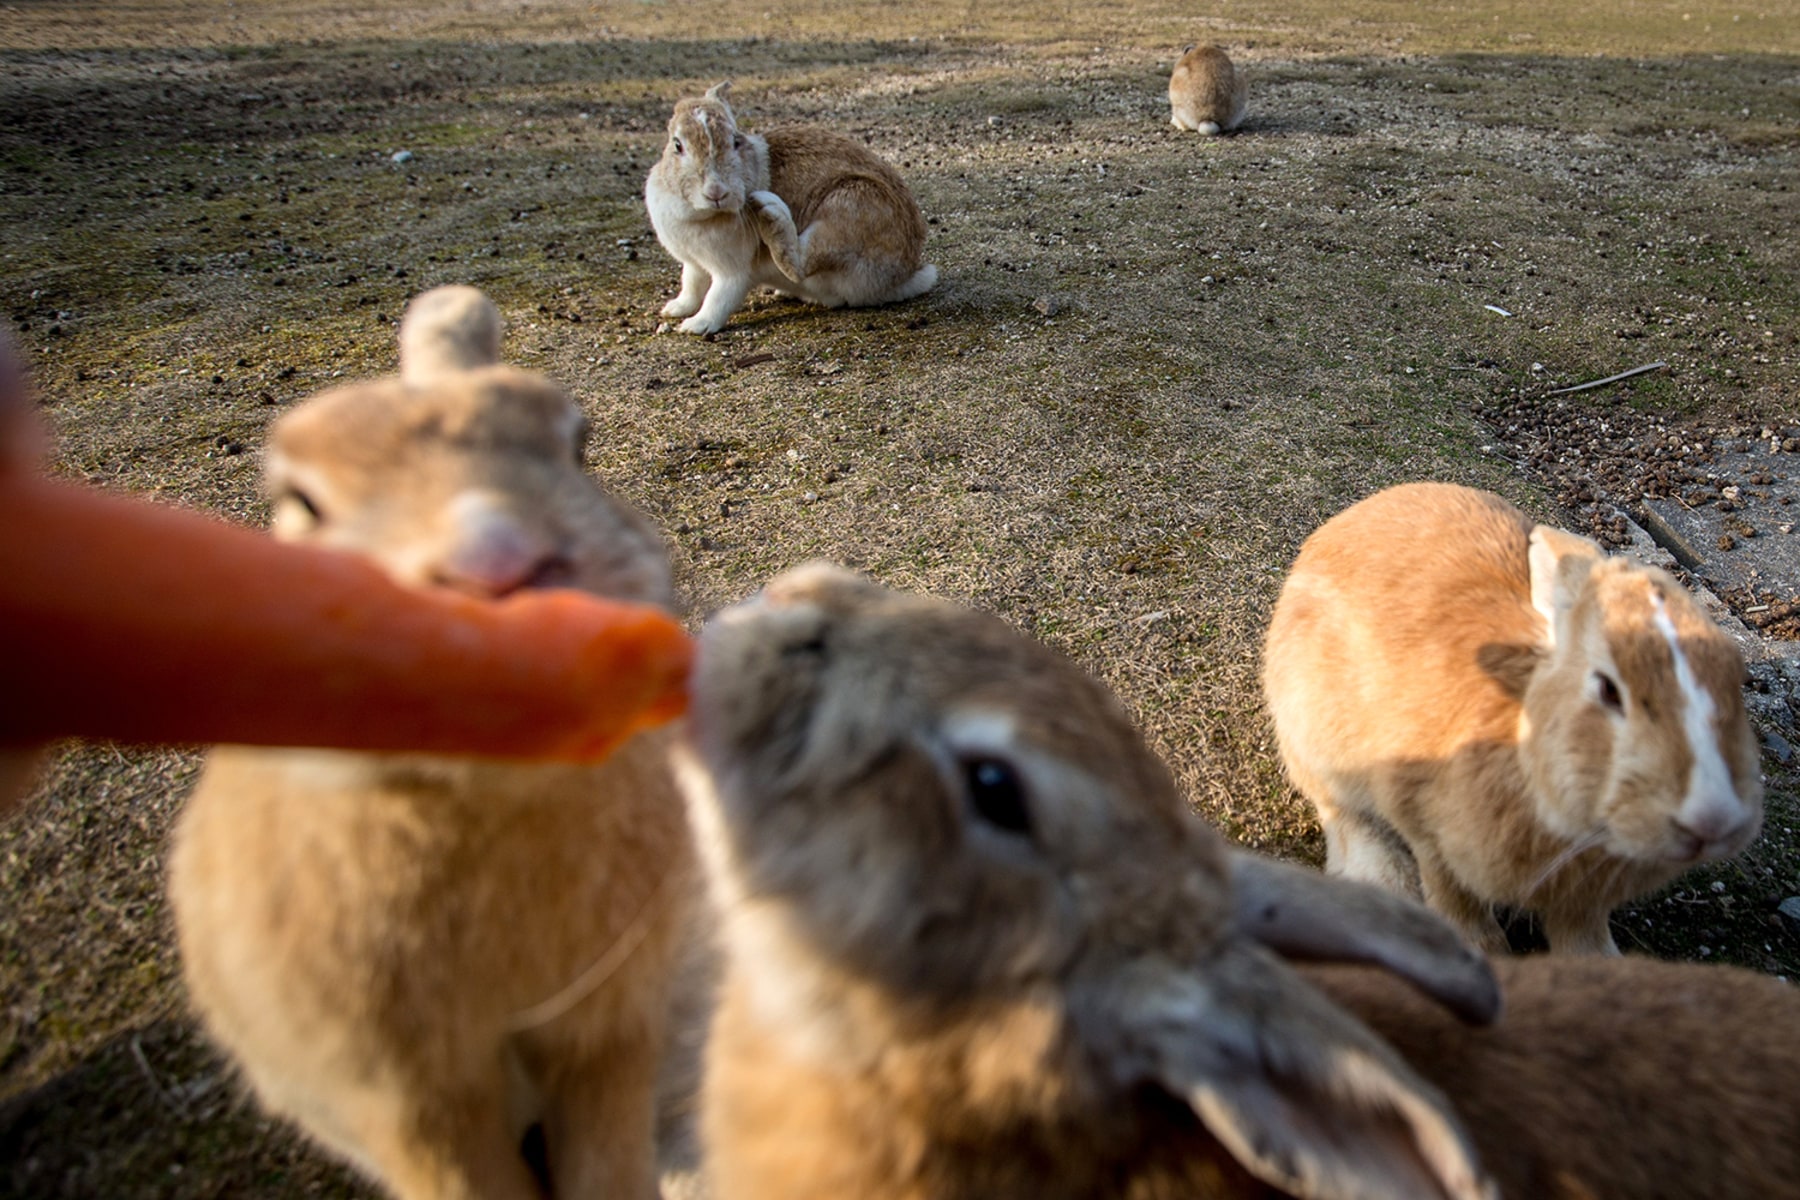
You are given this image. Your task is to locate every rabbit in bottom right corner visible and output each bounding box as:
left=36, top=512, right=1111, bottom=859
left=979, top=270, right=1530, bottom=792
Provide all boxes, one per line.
left=1170, top=44, right=1248, bottom=135
left=675, top=562, right=1800, bottom=1200
left=1263, top=482, right=1763, bottom=957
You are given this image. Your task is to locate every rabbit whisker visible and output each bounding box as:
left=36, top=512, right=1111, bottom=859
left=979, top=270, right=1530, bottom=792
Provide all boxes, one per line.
left=1524, top=827, right=1608, bottom=899
left=505, top=869, right=678, bottom=1033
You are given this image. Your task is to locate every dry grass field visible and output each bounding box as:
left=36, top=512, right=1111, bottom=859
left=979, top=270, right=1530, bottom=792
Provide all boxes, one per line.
left=1, top=1, right=1796, bottom=1194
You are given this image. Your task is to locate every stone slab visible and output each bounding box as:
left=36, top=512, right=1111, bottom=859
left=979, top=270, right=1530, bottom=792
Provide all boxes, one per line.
left=1636, top=445, right=1800, bottom=598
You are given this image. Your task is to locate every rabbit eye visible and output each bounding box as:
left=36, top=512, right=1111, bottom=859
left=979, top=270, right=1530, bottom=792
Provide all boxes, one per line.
left=961, top=756, right=1032, bottom=838
left=671, top=137, right=685, bottom=155
left=732, top=134, right=746, bottom=151
left=282, top=487, right=323, bottom=524
left=1593, top=671, right=1624, bottom=713
left=781, top=632, right=827, bottom=659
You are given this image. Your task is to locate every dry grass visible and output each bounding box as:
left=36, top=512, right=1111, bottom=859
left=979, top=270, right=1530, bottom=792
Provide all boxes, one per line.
left=1, top=1, right=1797, bottom=1195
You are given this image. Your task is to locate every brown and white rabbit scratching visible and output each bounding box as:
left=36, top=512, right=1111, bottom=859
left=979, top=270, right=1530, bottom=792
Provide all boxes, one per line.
left=168, top=285, right=695, bottom=1200
left=645, top=81, right=936, bottom=335
left=676, top=563, right=1800, bottom=1200
left=1170, top=44, right=1248, bottom=135
left=1263, top=482, right=1762, bottom=955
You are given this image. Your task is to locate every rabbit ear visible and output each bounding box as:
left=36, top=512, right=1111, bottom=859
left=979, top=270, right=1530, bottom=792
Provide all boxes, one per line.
left=1228, top=853, right=1499, bottom=1025
left=705, top=80, right=733, bottom=102
left=1527, top=525, right=1602, bottom=649
left=397, top=286, right=503, bottom=382
left=1182, top=43, right=1196, bottom=53
left=1106, top=951, right=1496, bottom=1200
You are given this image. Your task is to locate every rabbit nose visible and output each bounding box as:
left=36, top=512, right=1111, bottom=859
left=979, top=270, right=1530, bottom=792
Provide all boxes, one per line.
left=433, top=493, right=569, bottom=599
left=701, top=181, right=731, bottom=205
left=1671, top=806, right=1749, bottom=862
left=436, top=538, right=571, bottom=599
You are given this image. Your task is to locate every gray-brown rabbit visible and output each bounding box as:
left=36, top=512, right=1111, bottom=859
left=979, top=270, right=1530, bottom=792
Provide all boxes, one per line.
left=1169, top=44, right=1248, bottom=135
left=168, top=286, right=695, bottom=1200
left=644, top=82, right=936, bottom=335
left=675, top=562, right=1800, bottom=1200
left=1263, top=482, right=1762, bottom=955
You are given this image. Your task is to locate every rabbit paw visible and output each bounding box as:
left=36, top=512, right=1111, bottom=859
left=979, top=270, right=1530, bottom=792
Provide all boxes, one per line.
left=677, top=313, right=726, bottom=336
left=661, top=296, right=703, bottom=319
left=749, top=190, right=794, bottom=227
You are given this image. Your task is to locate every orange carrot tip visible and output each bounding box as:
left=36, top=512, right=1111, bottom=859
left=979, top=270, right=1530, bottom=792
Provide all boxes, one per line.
left=1, top=474, right=693, bottom=762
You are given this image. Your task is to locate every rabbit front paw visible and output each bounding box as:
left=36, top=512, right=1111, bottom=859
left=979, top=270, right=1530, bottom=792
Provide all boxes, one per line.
left=677, top=312, right=726, bottom=336
left=749, top=190, right=794, bottom=226
left=662, top=296, right=704, bottom=319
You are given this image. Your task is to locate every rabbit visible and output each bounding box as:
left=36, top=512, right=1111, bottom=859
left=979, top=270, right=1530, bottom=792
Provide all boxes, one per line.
left=644, top=81, right=937, bottom=336
left=168, top=285, right=696, bottom=1200
left=1262, top=481, right=1763, bottom=956
left=1309, top=954, right=1800, bottom=1200
left=1169, top=44, right=1248, bottom=135
left=675, top=562, right=1502, bottom=1200
left=672, top=562, right=1800, bottom=1200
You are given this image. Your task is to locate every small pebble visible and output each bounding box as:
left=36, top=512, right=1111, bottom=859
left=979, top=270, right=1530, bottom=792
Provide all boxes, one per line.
left=391, top=149, right=414, bottom=164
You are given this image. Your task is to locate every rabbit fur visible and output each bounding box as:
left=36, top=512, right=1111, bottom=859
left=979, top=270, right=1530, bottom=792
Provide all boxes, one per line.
left=1263, top=482, right=1762, bottom=955
left=1315, top=955, right=1800, bottom=1200
left=168, top=285, right=696, bottom=1200
left=1170, top=45, right=1248, bottom=135
left=645, top=81, right=937, bottom=335
left=677, top=562, right=1508, bottom=1200
left=675, top=563, right=1799, bottom=1200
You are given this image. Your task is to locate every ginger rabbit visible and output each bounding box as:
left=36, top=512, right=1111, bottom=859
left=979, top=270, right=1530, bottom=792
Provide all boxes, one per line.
left=1263, top=482, right=1762, bottom=955
left=169, top=286, right=695, bottom=1200
left=1170, top=44, right=1248, bottom=135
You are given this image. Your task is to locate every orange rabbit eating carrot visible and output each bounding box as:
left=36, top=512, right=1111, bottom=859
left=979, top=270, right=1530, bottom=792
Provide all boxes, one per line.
left=166, top=287, right=697, bottom=1200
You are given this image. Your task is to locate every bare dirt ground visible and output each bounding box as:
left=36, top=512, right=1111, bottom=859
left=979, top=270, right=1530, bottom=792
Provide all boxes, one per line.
left=1, top=2, right=1796, bottom=1195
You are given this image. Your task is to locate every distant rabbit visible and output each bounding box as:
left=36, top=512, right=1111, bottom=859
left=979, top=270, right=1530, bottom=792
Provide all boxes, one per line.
left=1170, top=44, right=1248, bottom=135
left=169, top=286, right=696, bottom=1200
left=644, top=81, right=937, bottom=336
left=674, top=562, right=1800, bottom=1200
left=1263, top=482, right=1762, bottom=955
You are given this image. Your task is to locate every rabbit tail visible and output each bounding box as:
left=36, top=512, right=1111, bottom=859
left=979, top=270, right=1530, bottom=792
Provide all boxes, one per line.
left=889, top=264, right=938, bottom=303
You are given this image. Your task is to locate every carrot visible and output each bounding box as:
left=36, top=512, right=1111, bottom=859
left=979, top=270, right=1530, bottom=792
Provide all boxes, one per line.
left=0, top=472, right=692, bottom=762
